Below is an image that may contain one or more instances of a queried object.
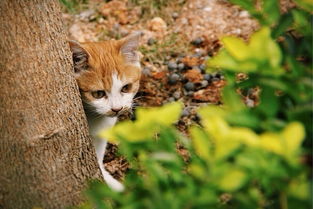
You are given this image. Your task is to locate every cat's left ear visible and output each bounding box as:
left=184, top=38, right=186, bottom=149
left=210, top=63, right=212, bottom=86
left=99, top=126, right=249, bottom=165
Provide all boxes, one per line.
left=68, top=40, right=89, bottom=74
left=119, top=32, right=142, bottom=67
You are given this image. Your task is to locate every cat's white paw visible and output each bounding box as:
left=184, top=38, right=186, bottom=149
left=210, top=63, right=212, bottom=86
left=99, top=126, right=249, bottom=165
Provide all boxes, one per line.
left=102, top=170, right=125, bottom=192
left=105, top=177, right=125, bottom=192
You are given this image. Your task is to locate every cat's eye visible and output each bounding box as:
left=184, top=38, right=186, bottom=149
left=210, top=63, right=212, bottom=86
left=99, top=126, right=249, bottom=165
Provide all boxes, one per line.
left=121, top=84, right=132, bottom=93
left=91, top=90, right=106, bottom=99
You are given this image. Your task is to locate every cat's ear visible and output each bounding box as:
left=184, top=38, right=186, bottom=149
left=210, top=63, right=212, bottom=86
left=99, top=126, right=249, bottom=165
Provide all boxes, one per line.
left=68, top=40, right=89, bottom=74
left=118, top=32, right=142, bottom=67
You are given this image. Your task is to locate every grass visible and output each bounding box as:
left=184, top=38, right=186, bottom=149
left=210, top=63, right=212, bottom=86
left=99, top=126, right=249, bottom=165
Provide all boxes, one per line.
left=139, top=32, right=191, bottom=65
left=59, top=0, right=89, bottom=14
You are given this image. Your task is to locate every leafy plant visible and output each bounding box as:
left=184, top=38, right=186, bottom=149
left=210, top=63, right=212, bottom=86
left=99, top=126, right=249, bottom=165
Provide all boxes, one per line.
left=78, top=1, right=312, bottom=209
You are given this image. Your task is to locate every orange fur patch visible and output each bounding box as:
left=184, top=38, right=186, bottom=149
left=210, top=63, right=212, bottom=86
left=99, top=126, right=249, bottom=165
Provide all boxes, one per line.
left=76, top=40, right=141, bottom=101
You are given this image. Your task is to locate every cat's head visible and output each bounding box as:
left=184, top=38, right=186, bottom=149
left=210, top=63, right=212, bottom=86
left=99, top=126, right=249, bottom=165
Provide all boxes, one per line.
left=69, top=33, right=141, bottom=117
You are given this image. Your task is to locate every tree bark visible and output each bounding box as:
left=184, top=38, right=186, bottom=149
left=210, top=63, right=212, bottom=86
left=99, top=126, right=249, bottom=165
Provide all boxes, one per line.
left=0, top=1, right=101, bottom=208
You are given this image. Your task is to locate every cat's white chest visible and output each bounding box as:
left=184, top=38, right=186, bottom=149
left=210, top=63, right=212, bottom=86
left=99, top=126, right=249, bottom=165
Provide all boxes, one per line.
left=87, top=115, right=117, bottom=137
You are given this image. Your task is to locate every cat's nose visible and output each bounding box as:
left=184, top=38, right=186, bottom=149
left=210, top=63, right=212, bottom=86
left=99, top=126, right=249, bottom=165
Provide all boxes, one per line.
left=111, top=107, right=122, bottom=113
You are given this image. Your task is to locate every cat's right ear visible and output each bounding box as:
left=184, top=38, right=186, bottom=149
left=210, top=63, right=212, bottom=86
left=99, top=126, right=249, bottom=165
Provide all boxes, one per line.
left=68, top=40, right=89, bottom=74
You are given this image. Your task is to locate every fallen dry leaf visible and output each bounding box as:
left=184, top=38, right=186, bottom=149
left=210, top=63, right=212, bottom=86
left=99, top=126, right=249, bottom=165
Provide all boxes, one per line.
left=184, top=69, right=203, bottom=83
left=182, top=56, right=202, bottom=67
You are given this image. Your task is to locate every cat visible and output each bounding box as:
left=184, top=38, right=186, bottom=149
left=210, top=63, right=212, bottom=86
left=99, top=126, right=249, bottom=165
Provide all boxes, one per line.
left=69, top=32, right=142, bottom=192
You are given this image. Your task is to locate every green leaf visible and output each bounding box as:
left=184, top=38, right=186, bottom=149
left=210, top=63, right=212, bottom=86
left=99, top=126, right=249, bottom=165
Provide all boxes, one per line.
left=190, top=126, right=211, bottom=161
left=99, top=102, right=183, bottom=142
left=294, top=0, right=313, bottom=12
left=288, top=174, right=310, bottom=200
left=263, top=0, right=280, bottom=25
left=282, top=122, right=305, bottom=154
left=257, top=87, right=279, bottom=117
left=222, top=86, right=245, bottom=112
left=222, top=36, right=250, bottom=60
left=136, top=102, right=183, bottom=127
left=217, top=168, right=247, bottom=191
left=272, top=13, right=294, bottom=38
left=249, top=27, right=282, bottom=70
left=229, top=0, right=255, bottom=12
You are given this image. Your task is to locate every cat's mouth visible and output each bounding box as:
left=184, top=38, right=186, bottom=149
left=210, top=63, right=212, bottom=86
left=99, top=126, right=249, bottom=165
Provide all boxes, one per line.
left=105, top=108, right=130, bottom=117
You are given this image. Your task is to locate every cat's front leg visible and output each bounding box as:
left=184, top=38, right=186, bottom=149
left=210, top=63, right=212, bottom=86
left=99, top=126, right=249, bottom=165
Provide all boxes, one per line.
left=94, top=137, right=125, bottom=192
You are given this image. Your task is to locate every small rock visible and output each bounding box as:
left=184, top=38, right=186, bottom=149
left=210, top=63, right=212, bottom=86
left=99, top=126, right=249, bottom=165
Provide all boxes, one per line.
left=187, top=91, right=194, bottom=96
left=203, top=56, right=211, bottom=61
left=181, top=108, right=190, bottom=117
left=200, top=80, right=209, bottom=88
left=239, top=11, right=250, bottom=18
left=184, top=82, right=195, bottom=91
left=168, top=61, right=178, bottom=71
left=212, top=77, right=220, bottom=82
left=168, top=73, right=180, bottom=84
left=173, top=91, right=181, bottom=99
left=203, top=7, right=212, bottom=12
left=194, top=48, right=206, bottom=56
left=168, top=97, right=175, bottom=102
left=199, top=64, right=206, bottom=72
left=79, top=9, right=95, bottom=21
left=172, top=12, right=179, bottom=19
left=147, top=38, right=156, bottom=45
left=177, top=63, right=185, bottom=71
left=203, top=74, right=212, bottom=81
left=148, top=17, right=167, bottom=32
left=193, top=52, right=203, bottom=58
left=214, top=73, right=222, bottom=79
left=191, top=37, right=203, bottom=46
left=142, top=67, right=151, bottom=76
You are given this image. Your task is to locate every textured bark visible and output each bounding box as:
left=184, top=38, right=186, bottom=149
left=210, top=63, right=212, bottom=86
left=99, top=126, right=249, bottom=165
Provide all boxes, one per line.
left=0, top=1, right=101, bottom=208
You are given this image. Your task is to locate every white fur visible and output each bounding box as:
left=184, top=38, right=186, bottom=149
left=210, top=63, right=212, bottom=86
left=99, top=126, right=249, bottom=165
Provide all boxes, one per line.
left=90, top=74, right=135, bottom=115
left=85, top=74, right=137, bottom=192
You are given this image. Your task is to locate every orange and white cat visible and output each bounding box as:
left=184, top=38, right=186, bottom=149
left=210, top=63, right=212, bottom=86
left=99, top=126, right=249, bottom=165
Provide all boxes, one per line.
left=69, top=33, right=141, bottom=191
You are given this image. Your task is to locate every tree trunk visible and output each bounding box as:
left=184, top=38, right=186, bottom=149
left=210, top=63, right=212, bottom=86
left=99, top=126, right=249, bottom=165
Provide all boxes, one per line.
left=0, top=1, right=101, bottom=208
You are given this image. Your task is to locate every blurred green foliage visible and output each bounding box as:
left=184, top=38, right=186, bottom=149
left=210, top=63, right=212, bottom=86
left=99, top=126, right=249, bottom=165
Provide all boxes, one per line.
left=59, top=0, right=88, bottom=13
left=77, top=0, right=312, bottom=209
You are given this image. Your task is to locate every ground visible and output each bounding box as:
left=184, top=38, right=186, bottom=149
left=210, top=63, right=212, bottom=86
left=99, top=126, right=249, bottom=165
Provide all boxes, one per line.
left=61, top=0, right=294, bottom=180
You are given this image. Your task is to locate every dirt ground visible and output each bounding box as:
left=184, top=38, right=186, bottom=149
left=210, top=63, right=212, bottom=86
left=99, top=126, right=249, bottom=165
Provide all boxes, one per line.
left=62, top=0, right=292, bottom=179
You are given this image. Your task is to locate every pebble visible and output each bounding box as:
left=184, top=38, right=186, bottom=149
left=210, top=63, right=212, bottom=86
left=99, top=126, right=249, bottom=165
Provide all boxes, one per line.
left=173, top=91, right=181, bottom=99
left=181, top=108, right=190, bottom=117
left=199, top=63, right=206, bottom=72
left=172, top=12, right=179, bottom=19
left=201, top=80, right=209, bottom=88
left=203, top=74, right=212, bottom=81
left=142, top=67, right=151, bottom=76
left=239, top=11, right=250, bottom=18
left=191, top=37, right=203, bottom=46
left=147, top=38, right=156, bottom=45
left=168, top=61, right=178, bottom=71
left=168, top=73, right=180, bottom=84
left=184, top=82, right=195, bottom=91
left=79, top=9, right=95, bottom=21
left=168, top=97, right=175, bottom=102
left=177, top=63, right=185, bottom=71
left=214, top=73, right=222, bottom=79
left=203, top=56, right=210, bottom=61
left=148, top=17, right=167, bottom=32
left=193, top=52, right=203, bottom=58
left=187, top=91, right=194, bottom=96
left=194, top=48, right=206, bottom=56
